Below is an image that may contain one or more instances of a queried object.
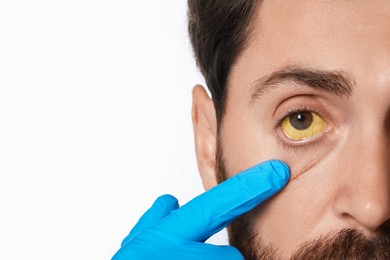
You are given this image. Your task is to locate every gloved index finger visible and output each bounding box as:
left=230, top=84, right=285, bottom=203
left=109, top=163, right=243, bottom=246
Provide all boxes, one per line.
left=122, top=194, right=179, bottom=246
left=157, top=160, right=290, bottom=242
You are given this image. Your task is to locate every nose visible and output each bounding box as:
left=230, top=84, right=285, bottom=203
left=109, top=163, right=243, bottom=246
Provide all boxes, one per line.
left=332, top=131, right=390, bottom=232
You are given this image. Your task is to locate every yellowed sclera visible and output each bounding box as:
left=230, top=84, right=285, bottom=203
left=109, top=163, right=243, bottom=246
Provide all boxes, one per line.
left=281, top=112, right=325, bottom=141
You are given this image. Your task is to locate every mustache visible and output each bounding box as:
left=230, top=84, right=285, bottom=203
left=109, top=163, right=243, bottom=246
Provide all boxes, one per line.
left=291, top=228, right=390, bottom=260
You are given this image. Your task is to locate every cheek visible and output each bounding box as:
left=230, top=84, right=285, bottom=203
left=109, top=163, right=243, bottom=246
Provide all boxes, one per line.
left=250, top=152, right=345, bottom=255
left=251, top=169, right=329, bottom=255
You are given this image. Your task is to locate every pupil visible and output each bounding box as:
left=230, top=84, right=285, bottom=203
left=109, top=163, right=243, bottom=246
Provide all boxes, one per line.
left=289, top=112, right=313, bottom=130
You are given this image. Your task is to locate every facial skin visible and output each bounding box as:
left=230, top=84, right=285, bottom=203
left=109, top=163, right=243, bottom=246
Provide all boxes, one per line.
left=192, top=0, right=390, bottom=259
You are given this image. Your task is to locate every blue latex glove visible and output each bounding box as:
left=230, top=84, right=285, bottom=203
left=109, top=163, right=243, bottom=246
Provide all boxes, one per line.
left=112, top=160, right=290, bottom=259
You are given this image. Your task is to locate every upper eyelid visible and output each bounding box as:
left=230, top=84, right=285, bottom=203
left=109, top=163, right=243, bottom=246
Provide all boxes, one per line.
left=275, top=106, right=324, bottom=129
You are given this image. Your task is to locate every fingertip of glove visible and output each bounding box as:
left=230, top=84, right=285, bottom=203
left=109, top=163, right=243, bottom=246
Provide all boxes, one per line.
left=233, top=160, right=290, bottom=193
left=268, top=160, right=290, bottom=184
left=155, top=194, right=179, bottom=208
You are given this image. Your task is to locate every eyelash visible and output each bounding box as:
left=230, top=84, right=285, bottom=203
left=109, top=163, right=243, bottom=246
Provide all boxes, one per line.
left=274, top=105, right=327, bottom=153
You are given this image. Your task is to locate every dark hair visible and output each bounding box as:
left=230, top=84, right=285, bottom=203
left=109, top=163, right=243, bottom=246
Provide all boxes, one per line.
left=188, top=0, right=259, bottom=127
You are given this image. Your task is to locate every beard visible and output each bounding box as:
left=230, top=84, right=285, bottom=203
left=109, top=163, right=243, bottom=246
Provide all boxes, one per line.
left=215, top=135, right=390, bottom=259
left=228, top=215, right=390, bottom=260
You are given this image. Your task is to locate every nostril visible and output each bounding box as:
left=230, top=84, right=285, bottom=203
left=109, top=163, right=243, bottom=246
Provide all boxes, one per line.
left=341, top=212, right=355, bottom=220
left=385, top=107, right=390, bottom=130
left=377, top=219, right=390, bottom=234
left=339, top=212, right=359, bottom=226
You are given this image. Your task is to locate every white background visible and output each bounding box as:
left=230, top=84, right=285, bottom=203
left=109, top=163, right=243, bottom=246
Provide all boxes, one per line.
left=0, top=1, right=227, bottom=259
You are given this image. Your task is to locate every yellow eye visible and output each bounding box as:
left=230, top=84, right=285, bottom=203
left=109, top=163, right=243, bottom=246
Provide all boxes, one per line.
left=281, top=111, right=325, bottom=141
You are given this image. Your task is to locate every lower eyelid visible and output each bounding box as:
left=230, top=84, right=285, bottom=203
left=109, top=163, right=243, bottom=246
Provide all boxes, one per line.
left=275, top=124, right=330, bottom=153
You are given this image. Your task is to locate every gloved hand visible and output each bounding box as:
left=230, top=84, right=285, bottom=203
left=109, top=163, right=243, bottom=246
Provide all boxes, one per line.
left=112, top=160, right=290, bottom=260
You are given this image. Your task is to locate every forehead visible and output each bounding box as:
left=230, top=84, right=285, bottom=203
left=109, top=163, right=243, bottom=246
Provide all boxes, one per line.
left=257, top=0, right=390, bottom=52
left=227, top=0, right=390, bottom=105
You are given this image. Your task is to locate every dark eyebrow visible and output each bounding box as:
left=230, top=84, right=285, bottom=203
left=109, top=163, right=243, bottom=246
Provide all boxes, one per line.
left=249, top=65, right=356, bottom=103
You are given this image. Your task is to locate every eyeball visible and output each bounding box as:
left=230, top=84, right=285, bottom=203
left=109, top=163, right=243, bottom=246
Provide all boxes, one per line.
left=281, top=111, right=325, bottom=141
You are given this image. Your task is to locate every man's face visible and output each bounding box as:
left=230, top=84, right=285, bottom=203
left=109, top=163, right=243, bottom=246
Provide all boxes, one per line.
left=196, top=0, right=390, bottom=258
